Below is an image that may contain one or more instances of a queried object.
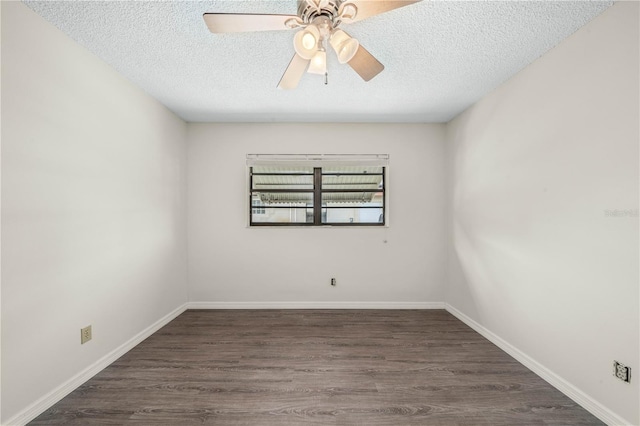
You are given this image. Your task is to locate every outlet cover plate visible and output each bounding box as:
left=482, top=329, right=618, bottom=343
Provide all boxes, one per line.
left=81, top=325, right=92, bottom=344
left=613, top=361, right=631, bottom=383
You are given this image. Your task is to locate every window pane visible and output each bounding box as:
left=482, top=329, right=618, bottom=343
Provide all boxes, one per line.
left=321, top=165, right=383, bottom=174
left=252, top=207, right=313, bottom=223
left=251, top=199, right=266, bottom=215
left=252, top=166, right=314, bottom=174
left=321, top=192, right=384, bottom=205
left=252, top=174, right=314, bottom=190
left=322, top=176, right=382, bottom=191
left=252, top=191, right=313, bottom=204
left=322, top=208, right=384, bottom=224
left=321, top=166, right=383, bottom=190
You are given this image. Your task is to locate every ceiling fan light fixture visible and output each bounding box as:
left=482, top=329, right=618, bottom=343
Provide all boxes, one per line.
left=330, top=30, right=359, bottom=64
left=294, top=25, right=320, bottom=60
left=338, top=3, right=358, bottom=21
left=302, top=33, right=316, bottom=49
left=204, top=0, right=420, bottom=88
left=307, top=49, right=327, bottom=75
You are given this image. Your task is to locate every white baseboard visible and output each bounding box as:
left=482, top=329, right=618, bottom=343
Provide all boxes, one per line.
left=444, top=303, right=632, bottom=426
left=187, top=301, right=446, bottom=310
left=4, top=303, right=189, bottom=426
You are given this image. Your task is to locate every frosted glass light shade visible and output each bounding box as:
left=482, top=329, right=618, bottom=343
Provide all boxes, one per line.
left=302, top=33, right=316, bottom=50
left=307, top=50, right=327, bottom=75
left=330, top=30, right=359, bottom=64
left=294, top=25, right=320, bottom=60
left=340, top=3, right=358, bottom=20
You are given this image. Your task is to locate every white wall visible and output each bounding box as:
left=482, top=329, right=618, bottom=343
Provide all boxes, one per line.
left=445, top=2, right=639, bottom=424
left=188, top=123, right=446, bottom=306
left=1, top=2, right=188, bottom=423
left=2, top=0, right=637, bottom=423
left=0, top=3, right=3, bottom=423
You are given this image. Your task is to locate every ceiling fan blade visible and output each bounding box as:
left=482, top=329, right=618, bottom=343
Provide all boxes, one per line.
left=345, top=0, right=421, bottom=23
left=278, top=54, right=310, bottom=89
left=347, top=43, right=384, bottom=82
left=203, top=13, right=299, bottom=33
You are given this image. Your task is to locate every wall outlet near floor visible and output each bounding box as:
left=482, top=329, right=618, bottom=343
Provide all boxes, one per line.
left=613, top=361, right=631, bottom=383
left=330, top=278, right=336, bottom=286
left=81, top=325, right=92, bottom=344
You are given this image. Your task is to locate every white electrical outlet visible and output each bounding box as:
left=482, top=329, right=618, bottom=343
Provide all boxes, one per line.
left=81, top=325, right=92, bottom=344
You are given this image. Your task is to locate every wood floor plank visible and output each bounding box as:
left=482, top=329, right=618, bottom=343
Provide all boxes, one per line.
left=29, top=310, right=603, bottom=425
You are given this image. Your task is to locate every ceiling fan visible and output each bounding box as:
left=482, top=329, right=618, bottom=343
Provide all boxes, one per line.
left=203, top=0, right=421, bottom=89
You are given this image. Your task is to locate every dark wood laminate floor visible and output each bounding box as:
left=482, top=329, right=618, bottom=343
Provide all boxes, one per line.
left=31, top=310, right=603, bottom=425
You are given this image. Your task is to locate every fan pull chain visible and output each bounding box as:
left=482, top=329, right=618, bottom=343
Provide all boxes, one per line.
left=324, top=72, right=328, bottom=85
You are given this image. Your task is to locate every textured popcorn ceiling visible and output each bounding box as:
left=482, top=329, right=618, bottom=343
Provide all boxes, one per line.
left=24, top=1, right=612, bottom=123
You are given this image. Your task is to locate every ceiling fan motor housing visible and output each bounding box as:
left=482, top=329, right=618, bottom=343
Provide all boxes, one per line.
left=298, top=0, right=342, bottom=25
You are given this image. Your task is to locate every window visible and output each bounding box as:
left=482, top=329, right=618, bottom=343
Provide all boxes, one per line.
left=248, top=155, right=387, bottom=226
